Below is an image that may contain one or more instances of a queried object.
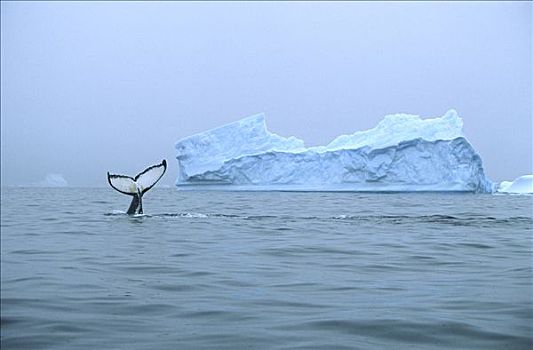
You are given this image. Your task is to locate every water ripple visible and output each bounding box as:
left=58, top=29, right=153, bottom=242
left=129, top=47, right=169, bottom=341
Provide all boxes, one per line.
left=1, top=188, right=531, bottom=349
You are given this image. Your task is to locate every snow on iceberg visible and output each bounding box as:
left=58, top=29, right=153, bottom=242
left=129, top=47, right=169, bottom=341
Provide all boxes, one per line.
left=175, top=110, right=494, bottom=192
left=497, top=175, right=533, bottom=194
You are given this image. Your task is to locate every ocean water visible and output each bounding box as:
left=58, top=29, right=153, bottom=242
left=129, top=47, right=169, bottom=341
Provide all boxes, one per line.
left=1, top=187, right=532, bottom=349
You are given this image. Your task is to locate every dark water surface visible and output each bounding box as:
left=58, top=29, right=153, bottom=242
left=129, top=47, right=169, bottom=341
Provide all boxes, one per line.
left=1, top=188, right=532, bottom=349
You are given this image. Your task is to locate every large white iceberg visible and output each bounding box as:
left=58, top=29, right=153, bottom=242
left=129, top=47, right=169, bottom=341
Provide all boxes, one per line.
left=175, top=110, right=494, bottom=192
left=497, top=175, right=533, bottom=194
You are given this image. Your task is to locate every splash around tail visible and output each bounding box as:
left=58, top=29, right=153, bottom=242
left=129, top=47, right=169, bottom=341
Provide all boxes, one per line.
left=107, top=159, right=167, bottom=215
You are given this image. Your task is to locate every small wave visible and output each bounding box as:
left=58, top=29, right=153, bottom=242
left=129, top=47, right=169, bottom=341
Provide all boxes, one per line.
left=104, top=211, right=209, bottom=218
left=104, top=210, right=126, bottom=216
left=330, top=214, right=533, bottom=227
left=103, top=211, right=532, bottom=227
left=158, top=212, right=209, bottom=218
left=276, top=318, right=533, bottom=347
left=140, top=212, right=209, bottom=219
left=244, top=215, right=278, bottom=220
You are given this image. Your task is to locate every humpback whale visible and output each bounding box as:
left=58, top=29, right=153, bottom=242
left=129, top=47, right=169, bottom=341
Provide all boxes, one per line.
left=107, top=159, right=167, bottom=215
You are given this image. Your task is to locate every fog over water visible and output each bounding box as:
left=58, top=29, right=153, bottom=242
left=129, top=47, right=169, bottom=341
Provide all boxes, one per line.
left=1, top=2, right=531, bottom=186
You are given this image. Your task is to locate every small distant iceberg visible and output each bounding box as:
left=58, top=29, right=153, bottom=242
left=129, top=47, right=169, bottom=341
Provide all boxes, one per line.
left=39, top=173, right=68, bottom=187
left=497, top=175, right=533, bottom=194
left=175, top=110, right=494, bottom=192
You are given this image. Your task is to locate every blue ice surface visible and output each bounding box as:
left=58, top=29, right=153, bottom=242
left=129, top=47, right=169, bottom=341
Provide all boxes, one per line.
left=175, top=110, right=494, bottom=193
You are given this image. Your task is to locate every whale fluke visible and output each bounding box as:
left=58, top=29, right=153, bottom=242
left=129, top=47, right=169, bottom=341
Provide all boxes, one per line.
left=107, top=159, right=167, bottom=215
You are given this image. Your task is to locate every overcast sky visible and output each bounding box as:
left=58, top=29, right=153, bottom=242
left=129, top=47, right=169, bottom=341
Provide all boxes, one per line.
left=1, top=1, right=531, bottom=186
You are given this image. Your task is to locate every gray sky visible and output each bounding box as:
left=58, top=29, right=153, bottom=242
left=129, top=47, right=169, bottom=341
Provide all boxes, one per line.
left=1, top=1, right=531, bottom=186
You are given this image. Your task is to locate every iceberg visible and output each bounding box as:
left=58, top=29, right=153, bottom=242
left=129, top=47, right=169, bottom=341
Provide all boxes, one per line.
left=497, top=175, right=533, bottom=194
left=175, top=110, right=494, bottom=193
left=39, top=173, right=68, bottom=187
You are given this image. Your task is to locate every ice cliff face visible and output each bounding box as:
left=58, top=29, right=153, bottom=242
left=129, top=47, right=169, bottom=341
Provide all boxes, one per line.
left=175, top=110, right=494, bottom=192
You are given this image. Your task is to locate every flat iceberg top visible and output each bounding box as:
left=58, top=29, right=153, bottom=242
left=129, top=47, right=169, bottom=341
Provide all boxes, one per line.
left=321, top=109, right=463, bottom=151
left=176, top=109, right=464, bottom=157
left=175, top=113, right=305, bottom=176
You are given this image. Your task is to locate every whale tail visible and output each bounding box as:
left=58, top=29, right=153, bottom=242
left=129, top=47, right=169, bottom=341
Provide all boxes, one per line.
left=107, top=159, right=167, bottom=215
